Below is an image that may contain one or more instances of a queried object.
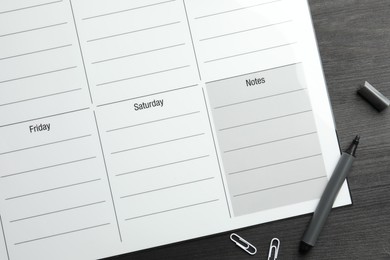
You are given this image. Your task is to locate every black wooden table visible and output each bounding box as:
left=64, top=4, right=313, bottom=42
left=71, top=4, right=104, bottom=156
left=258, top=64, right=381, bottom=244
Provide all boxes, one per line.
left=110, top=1, right=390, bottom=259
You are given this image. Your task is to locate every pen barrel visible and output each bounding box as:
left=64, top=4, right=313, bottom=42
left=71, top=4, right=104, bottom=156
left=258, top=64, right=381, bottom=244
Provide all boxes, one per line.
left=302, top=153, right=355, bottom=246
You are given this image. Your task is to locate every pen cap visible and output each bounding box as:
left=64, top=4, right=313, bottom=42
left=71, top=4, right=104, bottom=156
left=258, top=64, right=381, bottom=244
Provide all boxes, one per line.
left=357, top=81, right=390, bottom=112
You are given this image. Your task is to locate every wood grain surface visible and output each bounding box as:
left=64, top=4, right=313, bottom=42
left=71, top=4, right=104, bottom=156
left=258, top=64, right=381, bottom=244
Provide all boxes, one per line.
left=107, top=1, right=390, bottom=259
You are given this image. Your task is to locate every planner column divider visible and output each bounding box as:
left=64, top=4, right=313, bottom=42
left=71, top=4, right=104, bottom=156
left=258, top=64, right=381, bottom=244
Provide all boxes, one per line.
left=68, top=0, right=93, bottom=104
left=93, top=112, right=123, bottom=242
left=67, top=0, right=123, bottom=242
left=182, top=0, right=202, bottom=81
left=0, top=215, right=10, bottom=260
left=201, top=89, right=232, bottom=218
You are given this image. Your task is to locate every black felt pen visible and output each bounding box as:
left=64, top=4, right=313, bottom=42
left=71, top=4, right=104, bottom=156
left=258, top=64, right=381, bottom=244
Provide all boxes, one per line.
left=300, top=135, right=360, bottom=253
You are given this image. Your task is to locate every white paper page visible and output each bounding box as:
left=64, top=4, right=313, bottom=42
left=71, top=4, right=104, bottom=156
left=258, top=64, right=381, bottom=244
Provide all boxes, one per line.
left=0, top=0, right=350, bottom=259
left=0, top=0, right=92, bottom=125
left=71, top=0, right=201, bottom=105
left=69, top=0, right=232, bottom=254
left=0, top=1, right=231, bottom=259
left=0, top=1, right=121, bottom=259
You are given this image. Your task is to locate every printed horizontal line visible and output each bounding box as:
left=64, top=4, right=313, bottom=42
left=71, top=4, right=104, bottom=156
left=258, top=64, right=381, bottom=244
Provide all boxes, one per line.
left=0, top=22, right=67, bottom=38
left=87, top=21, right=180, bottom=43
left=0, top=44, right=72, bottom=61
left=0, top=66, right=77, bottom=84
left=204, top=42, right=297, bottom=63
left=206, top=63, right=300, bottom=84
left=6, top=178, right=101, bottom=200
left=121, top=177, right=214, bottom=199
left=0, top=1, right=63, bottom=15
left=195, top=0, right=282, bottom=19
left=0, top=107, right=90, bottom=128
left=233, top=175, right=327, bottom=197
left=111, top=133, right=205, bottom=154
left=0, top=88, right=82, bottom=107
left=107, top=111, right=200, bottom=133
left=1, top=156, right=97, bottom=178
left=97, top=84, right=197, bottom=107
left=200, top=20, right=292, bottom=41
left=228, top=153, right=322, bottom=175
left=92, top=43, right=185, bottom=64
left=116, top=155, right=210, bottom=177
left=219, top=110, right=312, bottom=131
left=0, top=134, right=92, bottom=156
left=10, top=200, right=106, bottom=223
left=83, top=0, right=176, bottom=20
left=97, top=65, right=190, bottom=86
left=224, top=132, right=317, bottom=153
left=124, top=199, right=219, bottom=221
left=14, top=223, right=110, bottom=245
left=214, top=88, right=305, bottom=109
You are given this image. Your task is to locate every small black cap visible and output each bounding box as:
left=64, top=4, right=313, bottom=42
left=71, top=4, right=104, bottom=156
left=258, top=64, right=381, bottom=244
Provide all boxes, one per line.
left=299, top=241, right=312, bottom=254
left=357, top=81, right=389, bottom=112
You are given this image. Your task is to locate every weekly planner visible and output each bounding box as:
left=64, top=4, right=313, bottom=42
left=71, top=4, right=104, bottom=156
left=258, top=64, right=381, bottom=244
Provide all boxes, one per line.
left=0, top=0, right=351, bottom=259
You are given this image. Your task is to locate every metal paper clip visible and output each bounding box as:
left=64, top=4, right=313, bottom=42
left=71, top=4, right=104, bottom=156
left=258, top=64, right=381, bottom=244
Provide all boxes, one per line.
left=230, top=233, right=257, bottom=255
left=267, top=238, right=280, bottom=260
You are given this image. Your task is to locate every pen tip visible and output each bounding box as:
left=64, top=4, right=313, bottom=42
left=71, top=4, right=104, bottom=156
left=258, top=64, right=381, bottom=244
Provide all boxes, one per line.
left=354, top=135, right=360, bottom=143
left=345, top=135, right=360, bottom=156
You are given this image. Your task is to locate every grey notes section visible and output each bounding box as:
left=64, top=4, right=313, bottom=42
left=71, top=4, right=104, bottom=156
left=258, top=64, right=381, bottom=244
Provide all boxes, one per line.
left=206, top=63, right=328, bottom=216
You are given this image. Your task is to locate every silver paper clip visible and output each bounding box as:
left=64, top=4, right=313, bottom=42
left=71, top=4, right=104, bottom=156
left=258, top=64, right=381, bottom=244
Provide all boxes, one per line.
left=267, top=238, right=280, bottom=260
left=230, top=233, right=257, bottom=255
